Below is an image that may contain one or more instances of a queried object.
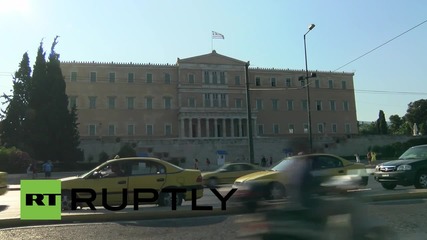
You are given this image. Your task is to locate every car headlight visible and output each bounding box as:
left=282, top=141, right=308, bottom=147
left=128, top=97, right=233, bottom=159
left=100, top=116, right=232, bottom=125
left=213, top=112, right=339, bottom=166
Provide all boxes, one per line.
left=375, top=165, right=381, bottom=171
left=397, top=165, right=412, bottom=171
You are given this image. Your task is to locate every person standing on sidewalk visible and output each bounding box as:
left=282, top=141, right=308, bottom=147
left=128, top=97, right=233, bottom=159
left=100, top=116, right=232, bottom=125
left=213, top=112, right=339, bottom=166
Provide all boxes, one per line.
left=42, top=160, right=54, bottom=178
left=367, top=151, right=372, bottom=165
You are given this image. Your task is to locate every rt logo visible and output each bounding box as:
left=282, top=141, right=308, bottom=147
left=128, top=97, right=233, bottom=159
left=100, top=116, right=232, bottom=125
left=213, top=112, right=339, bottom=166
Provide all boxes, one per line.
left=20, top=180, right=62, bottom=220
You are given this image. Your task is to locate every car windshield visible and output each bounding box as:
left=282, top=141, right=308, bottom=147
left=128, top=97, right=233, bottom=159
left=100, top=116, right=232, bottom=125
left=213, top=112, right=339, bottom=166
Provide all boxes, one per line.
left=271, top=157, right=301, bottom=171
left=399, top=146, right=427, bottom=160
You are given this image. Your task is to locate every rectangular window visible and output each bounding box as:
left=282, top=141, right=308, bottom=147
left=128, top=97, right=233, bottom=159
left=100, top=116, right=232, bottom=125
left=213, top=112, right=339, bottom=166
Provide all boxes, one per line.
left=88, top=124, right=96, bottom=136
left=146, top=73, right=153, bottom=83
left=108, top=124, right=115, bottom=136
left=257, top=125, right=264, bottom=135
left=127, top=97, right=135, bottom=110
left=318, top=123, right=324, bottom=133
left=164, top=97, right=171, bottom=109
left=271, top=77, right=276, bottom=87
left=212, top=72, right=218, bottom=84
left=285, top=78, right=291, bottom=87
left=71, top=72, right=77, bottom=82
left=315, top=79, right=320, bottom=88
left=145, top=97, right=153, bottom=109
left=127, top=125, right=135, bottom=136
left=220, top=94, right=227, bottom=107
left=204, top=94, right=211, bottom=107
left=213, top=94, right=219, bottom=107
left=220, top=72, right=226, bottom=84
left=146, top=125, right=153, bottom=136
left=328, top=80, right=333, bottom=89
left=343, top=101, right=349, bottom=111
left=108, top=96, right=116, bottom=109
left=316, top=100, right=322, bottom=111
left=288, top=124, right=295, bottom=134
left=188, top=74, right=195, bottom=84
left=272, top=99, right=278, bottom=111
left=332, top=124, right=337, bottom=133
left=287, top=100, right=294, bottom=111
left=69, top=96, right=77, bottom=109
left=128, top=72, right=134, bottom=83
left=235, top=76, right=240, bottom=85
left=188, top=97, right=195, bottom=107
left=109, top=72, right=116, bottom=83
left=342, top=80, right=347, bottom=89
left=300, top=79, right=305, bottom=87
left=256, top=99, right=263, bottom=110
left=90, top=72, right=96, bottom=82
left=273, top=124, right=279, bottom=134
left=303, top=123, right=308, bottom=133
left=255, top=77, right=261, bottom=86
left=302, top=100, right=308, bottom=111
left=330, top=100, right=336, bottom=111
left=164, top=73, right=171, bottom=84
left=89, top=96, right=96, bottom=109
left=204, top=71, right=209, bottom=84
left=165, top=124, right=172, bottom=136
left=235, top=99, right=242, bottom=108
left=345, top=123, right=351, bottom=134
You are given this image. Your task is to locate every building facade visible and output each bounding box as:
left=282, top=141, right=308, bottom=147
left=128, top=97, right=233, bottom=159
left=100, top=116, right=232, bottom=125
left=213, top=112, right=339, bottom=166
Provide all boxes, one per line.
left=61, top=51, right=358, bottom=159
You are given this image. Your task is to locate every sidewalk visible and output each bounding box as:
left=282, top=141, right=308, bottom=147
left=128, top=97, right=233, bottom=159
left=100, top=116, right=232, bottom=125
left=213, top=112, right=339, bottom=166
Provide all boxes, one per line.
left=7, top=171, right=85, bottom=190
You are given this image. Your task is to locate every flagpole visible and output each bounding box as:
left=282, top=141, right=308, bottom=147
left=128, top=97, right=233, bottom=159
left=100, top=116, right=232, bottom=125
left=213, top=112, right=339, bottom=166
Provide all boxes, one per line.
left=211, top=34, right=213, bottom=51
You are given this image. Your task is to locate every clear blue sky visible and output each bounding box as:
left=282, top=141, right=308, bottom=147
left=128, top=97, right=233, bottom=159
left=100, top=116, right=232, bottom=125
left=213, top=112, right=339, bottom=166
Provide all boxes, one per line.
left=1, top=0, right=426, bottom=121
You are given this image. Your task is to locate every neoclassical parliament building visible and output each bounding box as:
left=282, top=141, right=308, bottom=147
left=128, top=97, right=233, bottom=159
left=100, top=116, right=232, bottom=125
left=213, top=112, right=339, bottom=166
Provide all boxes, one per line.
left=61, top=51, right=358, bottom=153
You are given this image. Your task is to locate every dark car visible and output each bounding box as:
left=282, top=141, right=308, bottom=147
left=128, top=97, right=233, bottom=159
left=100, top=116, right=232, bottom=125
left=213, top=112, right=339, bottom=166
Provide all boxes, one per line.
left=374, top=144, right=427, bottom=190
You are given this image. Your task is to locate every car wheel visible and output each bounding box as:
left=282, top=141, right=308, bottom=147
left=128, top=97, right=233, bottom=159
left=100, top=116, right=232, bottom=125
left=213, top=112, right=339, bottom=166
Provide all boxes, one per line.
left=61, top=190, right=72, bottom=210
left=158, top=191, right=183, bottom=207
left=207, top=178, right=218, bottom=188
left=268, top=182, right=286, bottom=200
left=381, top=183, right=397, bottom=190
left=414, top=172, right=427, bottom=189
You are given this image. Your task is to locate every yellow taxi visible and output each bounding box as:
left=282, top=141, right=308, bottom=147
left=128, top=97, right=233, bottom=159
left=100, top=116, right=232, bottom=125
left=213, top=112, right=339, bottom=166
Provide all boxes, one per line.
left=0, top=171, right=7, bottom=196
left=60, top=157, right=203, bottom=210
left=202, top=163, right=262, bottom=187
left=232, top=153, right=368, bottom=207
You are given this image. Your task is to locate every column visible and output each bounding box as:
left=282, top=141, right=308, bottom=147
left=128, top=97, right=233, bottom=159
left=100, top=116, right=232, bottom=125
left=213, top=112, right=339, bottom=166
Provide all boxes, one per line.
left=197, top=118, right=201, bottom=138
left=188, top=118, right=193, bottom=138
left=253, top=118, right=257, bottom=137
left=205, top=118, right=210, bottom=138
left=238, top=118, right=242, bottom=137
left=231, top=118, right=235, bottom=137
left=222, top=118, right=226, bottom=138
left=214, top=118, right=218, bottom=138
left=181, top=118, right=185, bottom=138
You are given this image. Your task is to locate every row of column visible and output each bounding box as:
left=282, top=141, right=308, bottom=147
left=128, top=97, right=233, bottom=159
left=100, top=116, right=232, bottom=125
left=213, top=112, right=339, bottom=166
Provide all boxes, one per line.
left=180, top=118, right=256, bottom=138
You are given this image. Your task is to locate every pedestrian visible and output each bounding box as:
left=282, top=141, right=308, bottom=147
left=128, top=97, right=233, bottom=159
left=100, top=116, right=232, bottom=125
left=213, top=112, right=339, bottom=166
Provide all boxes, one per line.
left=42, top=160, right=54, bottom=178
left=26, top=163, right=33, bottom=177
left=371, top=151, right=377, bottom=163
left=194, top=158, right=199, bottom=170
left=206, top=158, right=211, bottom=170
left=354, top=153, right=360, bottom=163
left=261, top=156, right=266, bottom=167
left=367, top=151, right=372, bottom=165
left=269, top=156, right=273, bottom=167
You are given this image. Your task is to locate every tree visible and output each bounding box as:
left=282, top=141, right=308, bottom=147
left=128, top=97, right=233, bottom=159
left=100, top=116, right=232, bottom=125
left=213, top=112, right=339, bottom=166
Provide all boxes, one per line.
left=376, top=110, right=388, bottom=135
left=405, top=99, right=427, bottom=131
left=358, top=121, right=377, bottom=135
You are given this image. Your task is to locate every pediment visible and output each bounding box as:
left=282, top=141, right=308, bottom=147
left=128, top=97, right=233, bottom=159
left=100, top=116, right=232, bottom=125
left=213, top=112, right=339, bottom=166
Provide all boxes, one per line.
left=178, top=50, right=247, bottom=66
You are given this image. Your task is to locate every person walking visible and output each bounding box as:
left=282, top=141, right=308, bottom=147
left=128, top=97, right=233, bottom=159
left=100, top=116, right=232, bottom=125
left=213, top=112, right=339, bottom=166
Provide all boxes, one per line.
left=261, top=156, right=267, bottom=167
left=354, top=153, right=360, bottom=163
left=367, top=151, right=372, bottom=165
left=194, top=158, right=199, bottom=170
left=269, top=156, right=273, bottom=167
left=206, top=158, right=211, bottom=170
left=371, top=152, right=377, bottom=163
left=42, top=160, right=54, bottom=178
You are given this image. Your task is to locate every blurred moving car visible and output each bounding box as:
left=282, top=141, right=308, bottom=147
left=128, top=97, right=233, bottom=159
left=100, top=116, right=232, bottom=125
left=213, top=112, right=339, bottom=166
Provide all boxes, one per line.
left=0, top=171, right=7, bottom=196
left=61, top=157, right=203, bottom=210
left=202, top=163, right=261, bottom=187
left=232, top=153, right=368, bottom=209
left=374, top=144, right=427, bottom=190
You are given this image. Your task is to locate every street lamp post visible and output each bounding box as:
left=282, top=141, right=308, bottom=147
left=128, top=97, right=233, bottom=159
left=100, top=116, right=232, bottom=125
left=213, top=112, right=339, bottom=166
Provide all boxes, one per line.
left=304, top=24, right=315, bottom=153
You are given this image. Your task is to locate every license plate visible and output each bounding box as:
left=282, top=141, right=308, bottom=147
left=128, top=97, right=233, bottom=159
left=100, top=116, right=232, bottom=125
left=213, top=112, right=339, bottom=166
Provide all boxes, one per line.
left=382, top=174, right=389, bottom=177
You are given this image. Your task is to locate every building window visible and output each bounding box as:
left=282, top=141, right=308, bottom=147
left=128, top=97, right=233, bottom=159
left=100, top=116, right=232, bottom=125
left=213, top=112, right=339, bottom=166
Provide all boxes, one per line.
left=303, top=123, right=308, bottom=133
left=330, top=100, right=336, bottom=111
left=108, top=96, right=116, bottom=109
left=343, top=101, right=349, bottom=111
left=255, top=77, right=261, bottom=86
left=235, top=76, right=240, bottom=85
left=188, top=97, right=195, bottom=108
left=145, top=97, right=153, bottom=109
left=220, top=94, right=227, bottom=107
left=318, top=123, right=324, bottom=133
left=165, top=124, right=172, bottom=136
left=146, top=124, right=153, bottom=136
left=271, top=77, right=276, bottom=87
left=272, top=99, right=279, bottom=111
left=127, top=125, right=135, bottom=136
left=69, top=96, right=77, bottom=109
left=316, top=100, right=322, bottom=111
left=212, top=72, right=218, bottom=84
left=287, top=100, right=294, bottom=111
left=164, top=73, right=171, bottom=84
left=220, top=72, right=226, bottom=84
left=128, top=72, right=134, bottom=83
left=345, top=123, right=351, bottom=133
left=90, top=72, right=96, bottom=83
left=88, top=124, right=96, bottom=136
left=204, top=94, right=211, bottom=107
left=235, top=98, right=242, bottom=108
left=257, top=125, right=264, bottom=135
left=164, top=97, right=172, bottom=109
left=288, top=124, right=295, bottom=134
left=213, top=94, right=219, bottom=107
left=109, top=72, right=116, bottom=83
left=89, top=96, right=96, bottom=109
left=328, top=80, right=334, bottom=89
left=127, top=97, right=135, bottom=110
left=146, top=73, right=153, bottom=83
left=342, top=80, right=347, bottom=89
left=332, top=123, right=337, bottom=133
left=256, top=99, right=263, bottom=110
left=108, top=124, right=116, bottom=136
left=204, top=71, right=209, bottom=84
left=302, top=100, right=308, bottom=111
left=71, top=72, right=77, bottom=82
left=188, top=74, right=195, bottom=84
left=315, top=79, right=320, bottom=88
left=273, top=124, right=279, bottom=134
left=300, top=79, right=305, bottom=87
left=285, top=78, right=291, bottom=87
